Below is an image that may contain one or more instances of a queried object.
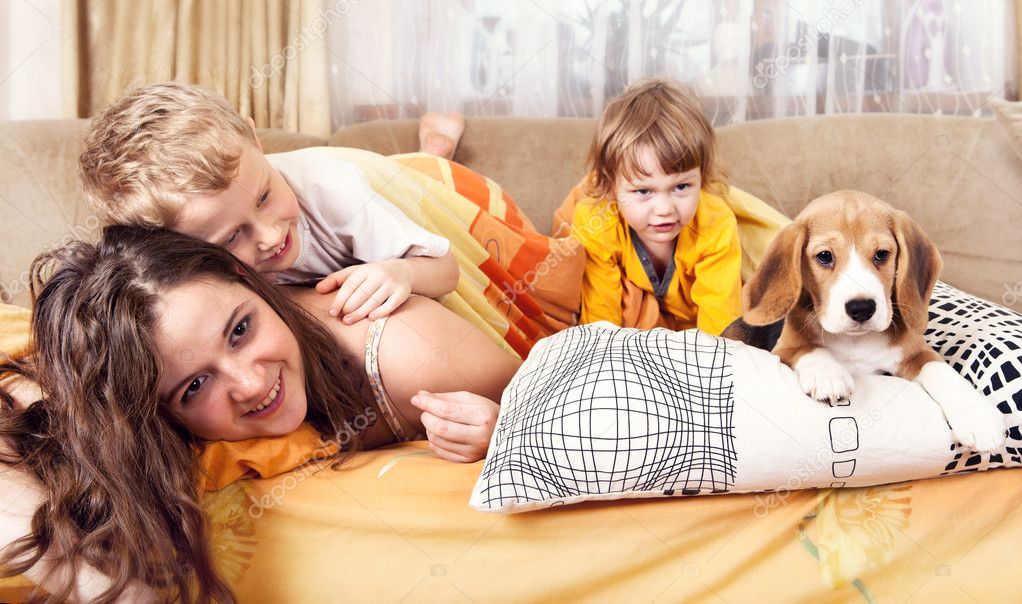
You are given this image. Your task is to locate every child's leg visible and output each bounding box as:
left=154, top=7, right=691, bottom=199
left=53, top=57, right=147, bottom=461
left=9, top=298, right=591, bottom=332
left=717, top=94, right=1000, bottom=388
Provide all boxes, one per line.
left=418, top=112, right=465, bottom=160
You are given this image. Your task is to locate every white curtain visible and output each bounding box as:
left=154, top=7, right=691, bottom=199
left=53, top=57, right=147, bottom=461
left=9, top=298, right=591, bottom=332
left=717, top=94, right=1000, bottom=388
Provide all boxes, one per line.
left=327, top=0, right=1017, bottom=129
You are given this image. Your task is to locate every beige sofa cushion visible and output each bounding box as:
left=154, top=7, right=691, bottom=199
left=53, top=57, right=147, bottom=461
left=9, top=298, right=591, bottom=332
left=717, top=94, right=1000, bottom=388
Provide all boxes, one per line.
left=256, top=129, right=326, bottom=154
left=715, top=114, right=1022, bottom=310
left=0, top=121, right=323, bottom=307
left=988, top=96, right=1022, bottom=160
left=0, top=119, right=95, bottom=307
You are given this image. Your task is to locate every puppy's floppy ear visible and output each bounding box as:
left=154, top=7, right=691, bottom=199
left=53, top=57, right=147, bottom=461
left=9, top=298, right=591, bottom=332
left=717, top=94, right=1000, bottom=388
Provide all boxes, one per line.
left=892, top=209, right=942, bottom=332
left=743, top=222, right=806, bottom=326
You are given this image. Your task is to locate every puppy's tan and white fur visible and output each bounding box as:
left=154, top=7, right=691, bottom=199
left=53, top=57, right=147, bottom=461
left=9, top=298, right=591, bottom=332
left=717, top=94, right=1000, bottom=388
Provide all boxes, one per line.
left=742, top=191, right=1005, bottom=453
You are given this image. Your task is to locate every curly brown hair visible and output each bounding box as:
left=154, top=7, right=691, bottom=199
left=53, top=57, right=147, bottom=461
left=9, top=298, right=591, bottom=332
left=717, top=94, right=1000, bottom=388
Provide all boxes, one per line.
left=0, top=225, right=369, bottom=603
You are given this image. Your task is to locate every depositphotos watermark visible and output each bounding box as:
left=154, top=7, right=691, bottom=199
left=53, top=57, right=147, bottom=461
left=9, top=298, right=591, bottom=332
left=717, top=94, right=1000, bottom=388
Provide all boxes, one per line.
left=248, top=0, right=361, bottom=88
left=494, top=209, right=613, bottom=313
left=1002, top=281, right=1022, bottom=307
left=752, top=0, right=867, bottom=89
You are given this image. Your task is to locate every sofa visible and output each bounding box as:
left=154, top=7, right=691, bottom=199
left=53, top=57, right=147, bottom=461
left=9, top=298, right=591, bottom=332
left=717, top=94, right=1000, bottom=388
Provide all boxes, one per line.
left=2, top=114, right=1021, bottom=602
left=2, top=114, right=1021, bottom=311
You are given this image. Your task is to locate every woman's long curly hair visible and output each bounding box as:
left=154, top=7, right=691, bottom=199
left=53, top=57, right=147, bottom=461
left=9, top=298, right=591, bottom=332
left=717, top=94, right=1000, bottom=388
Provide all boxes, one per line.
left=0, top=225, right=369, bottom=603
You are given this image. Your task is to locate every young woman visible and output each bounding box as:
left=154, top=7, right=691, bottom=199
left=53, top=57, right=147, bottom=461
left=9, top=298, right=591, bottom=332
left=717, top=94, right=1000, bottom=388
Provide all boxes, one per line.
left=0, top=225, right=519, bottom=603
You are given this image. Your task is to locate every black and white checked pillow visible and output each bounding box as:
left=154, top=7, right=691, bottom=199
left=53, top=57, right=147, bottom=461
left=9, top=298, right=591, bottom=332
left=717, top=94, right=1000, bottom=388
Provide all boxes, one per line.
left=470, top=324, right=737, bottom=512
left=925, top=282, right=1022, bottom=473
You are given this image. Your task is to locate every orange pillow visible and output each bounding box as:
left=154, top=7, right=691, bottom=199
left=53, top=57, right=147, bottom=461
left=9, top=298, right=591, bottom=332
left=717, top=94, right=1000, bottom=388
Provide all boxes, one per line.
left=196, top=423, right=339, bottom=493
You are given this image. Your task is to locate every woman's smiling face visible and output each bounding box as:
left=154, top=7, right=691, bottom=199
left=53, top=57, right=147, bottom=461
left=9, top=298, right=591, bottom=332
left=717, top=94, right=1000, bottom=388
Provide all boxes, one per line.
left=154, top=278, right=308, bottom=441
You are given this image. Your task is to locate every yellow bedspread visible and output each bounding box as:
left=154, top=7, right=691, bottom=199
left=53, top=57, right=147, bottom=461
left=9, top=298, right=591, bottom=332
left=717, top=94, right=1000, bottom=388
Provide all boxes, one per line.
left=194, top=443, right=1019, bottom=603
left=0, top=304, right=30, bottom=357
left=4, top=439, right=1020, bottom=602
left=0, top=304, right=32, bottom=601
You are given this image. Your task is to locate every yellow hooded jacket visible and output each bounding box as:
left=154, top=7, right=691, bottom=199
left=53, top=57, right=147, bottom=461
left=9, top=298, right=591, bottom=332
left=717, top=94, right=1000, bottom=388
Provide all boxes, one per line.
left=570, top=187, right=742, bottom=335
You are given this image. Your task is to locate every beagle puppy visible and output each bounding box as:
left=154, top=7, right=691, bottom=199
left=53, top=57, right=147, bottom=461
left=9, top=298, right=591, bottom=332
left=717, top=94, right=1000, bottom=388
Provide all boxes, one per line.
left=726, top=191, right=1006, bottom=453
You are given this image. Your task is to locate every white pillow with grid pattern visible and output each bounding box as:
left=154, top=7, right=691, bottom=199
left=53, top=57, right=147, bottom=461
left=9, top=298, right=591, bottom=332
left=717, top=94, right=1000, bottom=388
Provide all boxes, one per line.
left=470, top=319, right=1019, bottom=513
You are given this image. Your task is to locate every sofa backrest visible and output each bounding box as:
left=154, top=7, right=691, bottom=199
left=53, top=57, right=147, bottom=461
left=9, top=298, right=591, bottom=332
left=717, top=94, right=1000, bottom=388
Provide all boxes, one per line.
left=2, top=114, right=1019, bottom=311
left=328, top=116, right=594, bottom=231
left=0, top=119, right=92, bottom=307
left=330, top=114, right=1022, bottom=310
left=715, top=114, right=1022, bottom=311
left=0, top=120, right=324, bottom=307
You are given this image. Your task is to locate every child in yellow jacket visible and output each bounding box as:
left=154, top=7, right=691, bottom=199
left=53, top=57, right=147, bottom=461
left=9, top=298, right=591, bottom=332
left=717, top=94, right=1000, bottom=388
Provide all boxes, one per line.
left=563, top=79, right=742, bottom=335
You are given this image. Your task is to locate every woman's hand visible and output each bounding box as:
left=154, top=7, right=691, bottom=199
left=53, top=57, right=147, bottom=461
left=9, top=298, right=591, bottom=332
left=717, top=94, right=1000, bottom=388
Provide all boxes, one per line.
left=409, top=390, right=499, bottom=463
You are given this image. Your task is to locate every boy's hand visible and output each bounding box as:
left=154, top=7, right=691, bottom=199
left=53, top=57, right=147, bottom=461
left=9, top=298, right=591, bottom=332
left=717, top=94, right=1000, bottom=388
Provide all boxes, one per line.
left=316, top=260, right=413, bottom=324
left=409, top=390, right=499, bottom=463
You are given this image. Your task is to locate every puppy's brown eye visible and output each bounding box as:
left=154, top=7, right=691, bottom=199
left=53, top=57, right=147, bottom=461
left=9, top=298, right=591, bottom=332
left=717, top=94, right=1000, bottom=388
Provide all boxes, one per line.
left=815, top=251, right=834, bottom=266
left=874, top=250, right=890, bottom=264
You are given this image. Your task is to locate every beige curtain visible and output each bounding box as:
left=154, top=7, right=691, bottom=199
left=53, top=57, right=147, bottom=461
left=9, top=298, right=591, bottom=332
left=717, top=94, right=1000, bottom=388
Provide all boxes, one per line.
left=61, top=0, right=331, bottom=137
left=1017, top=0, right=1022, bottom=99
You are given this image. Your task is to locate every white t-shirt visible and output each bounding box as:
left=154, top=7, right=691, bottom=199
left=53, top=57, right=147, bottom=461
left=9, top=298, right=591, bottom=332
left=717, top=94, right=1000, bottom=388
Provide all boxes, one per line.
left=266, top=148, right=450, bottom=284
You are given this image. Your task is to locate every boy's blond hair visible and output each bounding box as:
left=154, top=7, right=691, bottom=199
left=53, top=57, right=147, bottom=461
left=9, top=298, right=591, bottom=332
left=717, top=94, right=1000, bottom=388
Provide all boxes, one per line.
left=79, top=82, right=259, bottom=228
left=584, top=79, right=727, bottom=200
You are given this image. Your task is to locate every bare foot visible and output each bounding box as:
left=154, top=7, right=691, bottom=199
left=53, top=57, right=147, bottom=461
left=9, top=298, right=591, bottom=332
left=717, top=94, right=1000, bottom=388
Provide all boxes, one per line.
left=418, top=112, right=465, bottom=159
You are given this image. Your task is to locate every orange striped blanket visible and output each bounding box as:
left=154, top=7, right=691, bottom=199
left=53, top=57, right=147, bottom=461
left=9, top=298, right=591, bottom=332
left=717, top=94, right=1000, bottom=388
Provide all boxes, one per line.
left=341, top=149, right=584, bottom=358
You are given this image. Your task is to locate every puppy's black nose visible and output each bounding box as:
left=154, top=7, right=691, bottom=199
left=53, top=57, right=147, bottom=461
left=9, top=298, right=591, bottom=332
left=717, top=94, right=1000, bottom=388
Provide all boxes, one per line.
left=845, top=298, right=876, bottom=323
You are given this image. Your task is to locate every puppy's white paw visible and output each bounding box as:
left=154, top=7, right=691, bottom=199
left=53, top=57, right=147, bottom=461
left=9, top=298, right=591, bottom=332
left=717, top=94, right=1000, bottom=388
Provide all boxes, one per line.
left=942, top=393, right=1006, bottom=454
left=794, top=350, right=855, bottom=405
left=916, top=361, right=1007, bottom=454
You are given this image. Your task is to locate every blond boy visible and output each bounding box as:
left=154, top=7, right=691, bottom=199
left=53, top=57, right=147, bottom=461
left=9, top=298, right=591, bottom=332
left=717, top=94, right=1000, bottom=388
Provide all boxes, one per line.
left=79, top=82, right=459, bottom=324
